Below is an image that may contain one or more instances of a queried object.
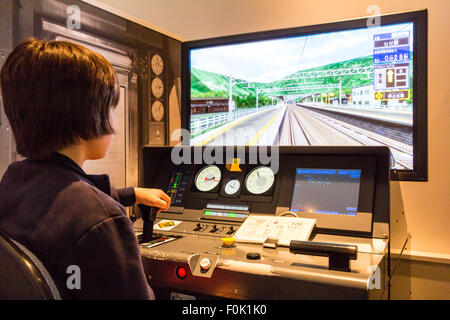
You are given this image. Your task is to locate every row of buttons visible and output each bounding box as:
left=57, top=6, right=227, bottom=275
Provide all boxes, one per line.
left=175, top=257, right=213, bottom=280
left=174, top=252, right=261, bottom=280
left=193, top=223, right=235, bottom=235
left=167, top=170, right=190, bottom=206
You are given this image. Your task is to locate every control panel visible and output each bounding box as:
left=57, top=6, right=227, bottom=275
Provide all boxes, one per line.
left=145, top=147, right=381, bottom=235
left=138, top=146, right=391, bottom=300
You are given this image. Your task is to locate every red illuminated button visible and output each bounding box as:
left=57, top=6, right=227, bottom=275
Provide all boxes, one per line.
left=176, top=266, right=187, bottom=279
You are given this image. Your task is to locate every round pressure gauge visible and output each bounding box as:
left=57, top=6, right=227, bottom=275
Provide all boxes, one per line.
left=151, top=101, right=164, bottom=122
left=245, top=166, right=275, bottom=195
left=151, top=77, right=164, bottom=98
left=224, top=179, right=240, bottom=195
left=151, top=54, right=164, bottom=75
left=194, top=165, right=221, bottom=192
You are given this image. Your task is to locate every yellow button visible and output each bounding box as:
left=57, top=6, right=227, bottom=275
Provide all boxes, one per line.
left=221, top=237, right=236, bottom=247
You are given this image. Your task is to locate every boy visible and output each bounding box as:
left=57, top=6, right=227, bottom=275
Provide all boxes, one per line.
left=0, top=38, right=170, bottom=299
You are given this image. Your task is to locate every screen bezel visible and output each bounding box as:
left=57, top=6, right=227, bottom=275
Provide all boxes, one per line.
left=181, top=10, right=428, bottom=181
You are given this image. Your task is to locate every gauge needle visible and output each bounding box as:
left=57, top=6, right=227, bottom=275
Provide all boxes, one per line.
left=205, top=178, right=219, bottom=182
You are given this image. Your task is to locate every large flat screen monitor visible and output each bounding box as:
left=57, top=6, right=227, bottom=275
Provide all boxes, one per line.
left=181, top=10, right=427, bottom=181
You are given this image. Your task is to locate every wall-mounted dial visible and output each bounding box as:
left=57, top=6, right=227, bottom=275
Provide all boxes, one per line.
left=151, top=77, right=164, bottom=98
left=151, top=54, right=164, bottom=75
left=224, top=179, right=241, bottom=195
left=245, top=166, right=275, bottom=195
left=151, top=100, right=164, bottom=122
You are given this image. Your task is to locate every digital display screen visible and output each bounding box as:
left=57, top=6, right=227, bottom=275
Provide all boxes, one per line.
left=204, top=210, right=247, bottom=219
left=189, top=22, right=414, bottom=171
left=290, top=168, right=361, bottom=216
left=206, top=203, right=249, bottom=211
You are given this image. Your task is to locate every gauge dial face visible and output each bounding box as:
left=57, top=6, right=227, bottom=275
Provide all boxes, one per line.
left=151, top=77, right=164, bottom=98
left=195, top=165, right=221, bottom=192
left=151, top=100, right=164, bottom=121
left=245, top=166, right=275, bottom=195
left=224, top=179, right=241, bottom=195
left=151, top=54, right=164, bottom=75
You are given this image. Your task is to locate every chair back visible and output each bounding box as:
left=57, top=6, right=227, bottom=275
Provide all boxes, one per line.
left=0, top=231, right=61, bottom=299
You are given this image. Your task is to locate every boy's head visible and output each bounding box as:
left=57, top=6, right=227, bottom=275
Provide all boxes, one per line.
left=0, top=38, right=120, bottom=160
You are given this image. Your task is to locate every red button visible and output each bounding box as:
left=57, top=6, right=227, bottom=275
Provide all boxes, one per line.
left=176, top=266, right=187, bottom=279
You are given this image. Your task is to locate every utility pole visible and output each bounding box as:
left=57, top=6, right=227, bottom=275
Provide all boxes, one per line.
left=256, top=89, right=259, bottom=109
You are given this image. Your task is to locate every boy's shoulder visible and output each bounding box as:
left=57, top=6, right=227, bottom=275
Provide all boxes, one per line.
left=62, top=177, right=126, bottom=219
left=2, top=158, right=125, bottom=221
left=0, top=158, right=133, bottom=282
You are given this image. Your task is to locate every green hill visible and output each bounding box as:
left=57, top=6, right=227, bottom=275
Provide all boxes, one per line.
left=191, top=68, right=255, bottom=97
left=191, top=54, right=412, bottom=102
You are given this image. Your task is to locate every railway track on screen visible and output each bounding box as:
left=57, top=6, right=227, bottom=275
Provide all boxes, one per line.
left=278, top=105, right=413, bottom=170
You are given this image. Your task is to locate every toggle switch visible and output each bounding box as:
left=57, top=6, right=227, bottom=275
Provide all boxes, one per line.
left=226, top=226, right=235, bottom=235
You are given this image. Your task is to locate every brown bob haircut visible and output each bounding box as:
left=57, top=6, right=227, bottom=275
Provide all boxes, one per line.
left=0, top=38, right=119, bottom=159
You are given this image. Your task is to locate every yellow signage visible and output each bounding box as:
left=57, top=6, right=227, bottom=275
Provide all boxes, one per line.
left=374, top=90, right=410, bottom=100
left=375, top=92, right=384, bottom=100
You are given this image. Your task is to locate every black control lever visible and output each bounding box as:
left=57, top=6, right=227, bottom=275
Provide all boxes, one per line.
left=138, top=204, right=159, bottom=243
left=289, top=240, right=357, bottom=272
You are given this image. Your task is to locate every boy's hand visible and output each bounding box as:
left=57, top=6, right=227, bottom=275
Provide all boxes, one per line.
left=134, top=188, right=171, bottom=212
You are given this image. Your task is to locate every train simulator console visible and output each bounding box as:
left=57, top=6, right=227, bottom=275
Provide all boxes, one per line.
left=136, top=146, right=391, bottom=299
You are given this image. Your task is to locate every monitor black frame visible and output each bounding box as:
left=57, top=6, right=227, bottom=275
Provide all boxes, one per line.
left=181, top=10, right=428, bottom=181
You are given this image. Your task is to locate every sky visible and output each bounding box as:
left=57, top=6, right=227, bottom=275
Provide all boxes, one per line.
left=191, top=22, right=413, bottom=83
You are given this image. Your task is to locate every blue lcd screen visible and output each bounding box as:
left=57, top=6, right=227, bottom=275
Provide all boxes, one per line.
left=290, top=168, right=361, bottom=216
